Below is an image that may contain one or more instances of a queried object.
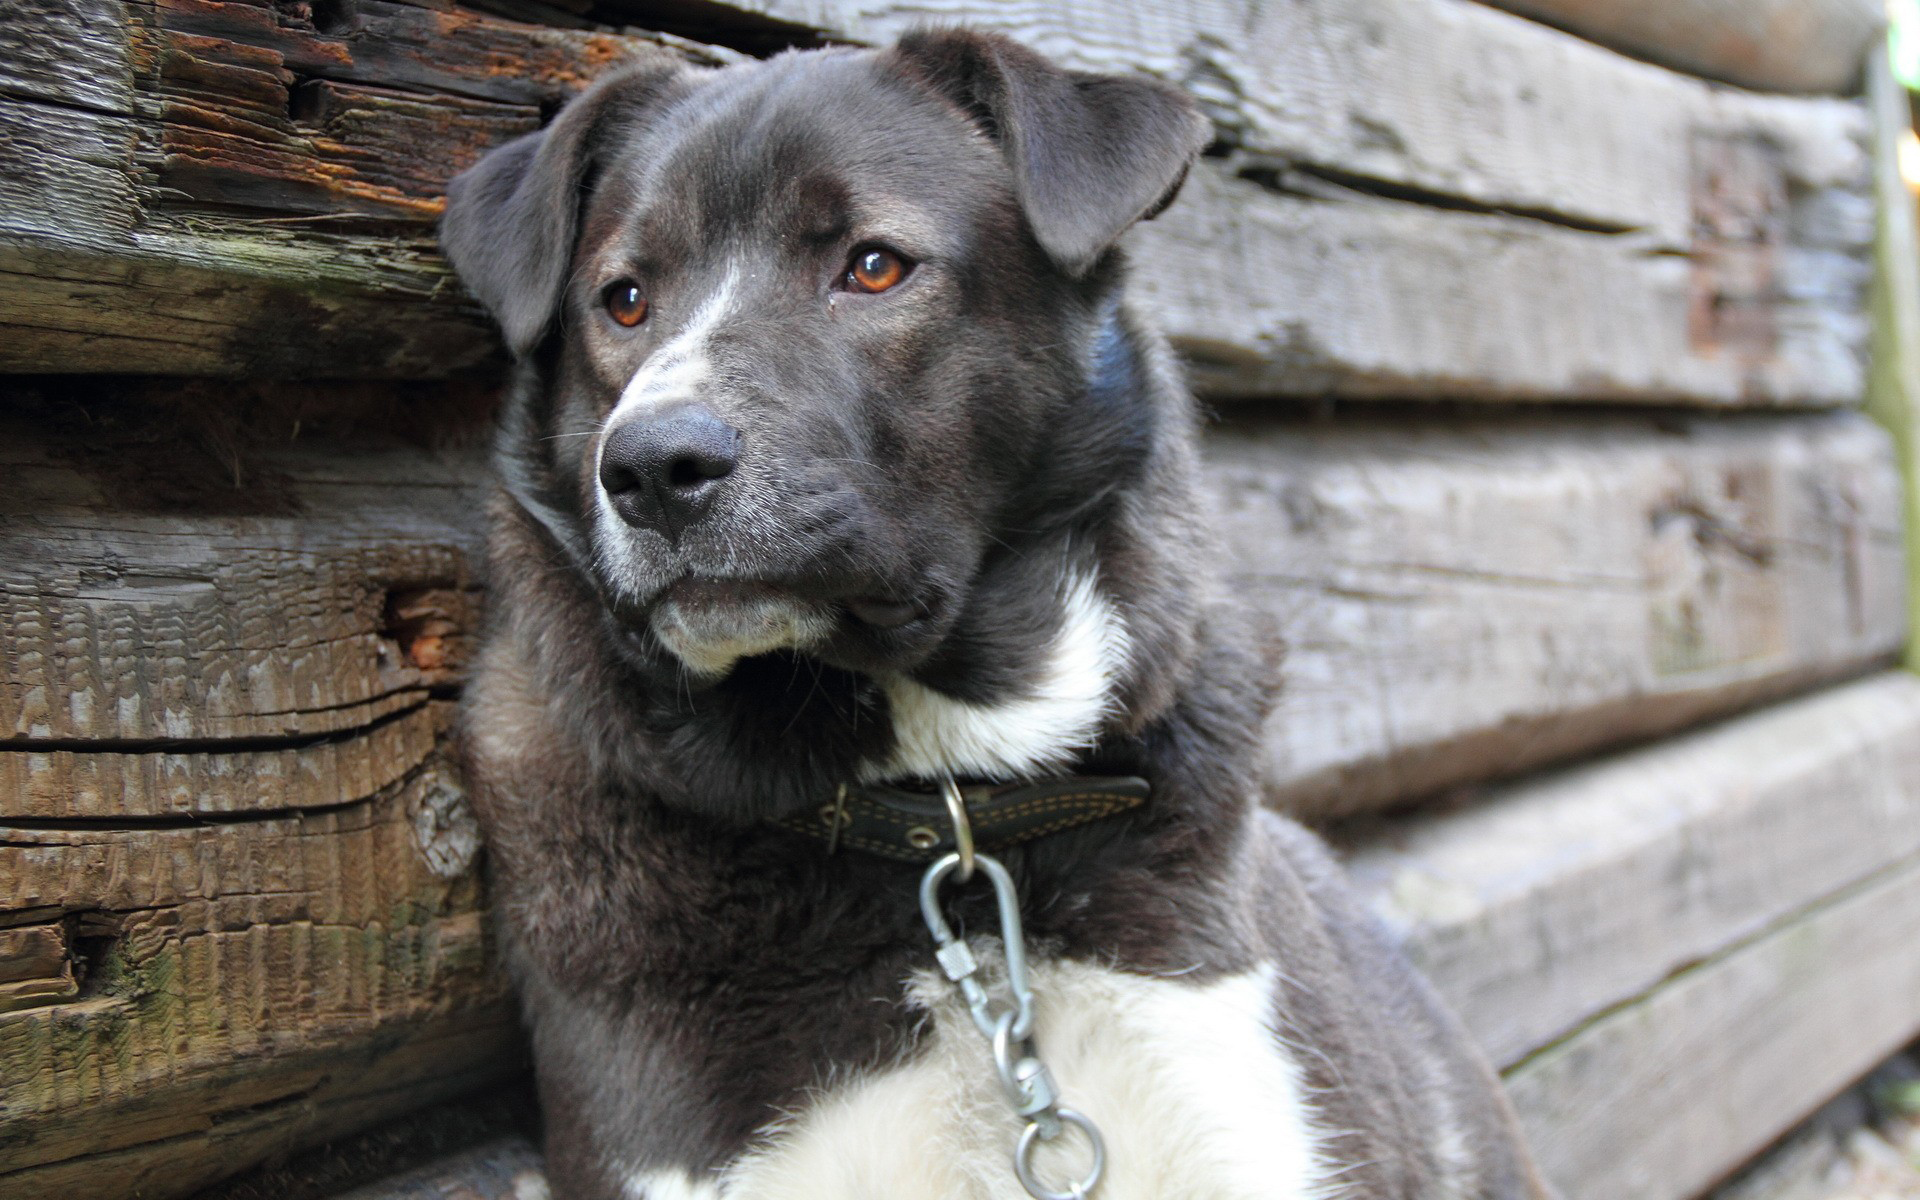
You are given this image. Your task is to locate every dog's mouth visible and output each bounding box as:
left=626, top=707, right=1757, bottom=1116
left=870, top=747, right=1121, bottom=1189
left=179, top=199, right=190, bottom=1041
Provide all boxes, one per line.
left=647, top=576, right=930, bottom=677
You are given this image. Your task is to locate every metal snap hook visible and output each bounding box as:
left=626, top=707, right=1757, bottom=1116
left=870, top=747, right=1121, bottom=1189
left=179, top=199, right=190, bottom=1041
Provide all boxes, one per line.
left=918, top=852, right=1035, bottom=1043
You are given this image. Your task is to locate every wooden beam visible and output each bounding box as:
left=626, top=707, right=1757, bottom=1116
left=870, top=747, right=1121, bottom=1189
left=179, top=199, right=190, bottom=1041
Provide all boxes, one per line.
left=1143, top=166, right=1871, bottom=405
left=11, top=405, right=1900, bottom=823
left=1, top=407, right=511, bottom=1196
left=0, top=761, right=522, bottom=1200
left=0, top=0, right=694, bottom=378
left=1349, top=673, right=1920, bottom=1198
left=1472, top=0, right=1883, bottom=95
left=739, top=0, right=1871, bottom=246
left=0, top=0, right=1878, bottom=404
left=1216, top=411, right=1908, bottom=818
left=1349, top=672, right=1920, bottom=1068
left=1503, top=849, right=1920, bottom=1200
left=0, top=421, right=485, bottom=746
left=0, top=703, right=442, bottom=820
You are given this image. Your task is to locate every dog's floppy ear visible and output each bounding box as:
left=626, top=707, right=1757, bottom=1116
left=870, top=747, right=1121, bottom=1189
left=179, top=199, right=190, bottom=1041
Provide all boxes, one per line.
left=441, top=64, right=685, bottom=356
left=890, top=29, right=1211, bottom=277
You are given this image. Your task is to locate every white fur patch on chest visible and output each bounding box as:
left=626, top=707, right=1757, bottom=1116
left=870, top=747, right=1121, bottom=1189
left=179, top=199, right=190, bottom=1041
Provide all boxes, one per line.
left=655, top=956, right=1332, bottom=1200
left=866, top=571, right=1129, bottom=783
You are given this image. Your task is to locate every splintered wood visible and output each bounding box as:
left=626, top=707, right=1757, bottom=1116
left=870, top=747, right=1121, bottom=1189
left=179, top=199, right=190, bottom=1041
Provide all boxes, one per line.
left=0, top=0, right=693, bottom=376
left=0, top=412, right=516, bottom=1199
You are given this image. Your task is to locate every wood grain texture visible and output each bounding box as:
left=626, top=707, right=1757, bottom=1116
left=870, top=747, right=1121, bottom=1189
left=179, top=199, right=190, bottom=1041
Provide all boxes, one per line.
left=1503, top=850, right=1920, bottom=1200
left=0, top=425, right=486, bottom=748
left=0, top=756, right=520, bottom=1200
left=0, top=703, right=442, bottom=820
left=0, top=0, right=1877, bottom=403
left=1141, top=165, right=1871, bottom=405
left=717, top=0, right=1878, bottom=403
left=1476, top=0, right=1882, bottom=94
left=1216, top=411, right=1908, bottom=817
left=10, top=410, right=1898, bottom=824
left=0, top=0, right=690, bottom=377
left=735, top=0, right=1870, bottom=243
left=1348, top=672, right=1920, bottom=1069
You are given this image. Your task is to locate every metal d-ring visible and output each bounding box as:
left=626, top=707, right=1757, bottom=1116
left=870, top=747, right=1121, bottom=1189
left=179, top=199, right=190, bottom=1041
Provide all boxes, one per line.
left=1015, top=1108, right=1106, bottom=1200
left=939, top=774, right=976, bottom=881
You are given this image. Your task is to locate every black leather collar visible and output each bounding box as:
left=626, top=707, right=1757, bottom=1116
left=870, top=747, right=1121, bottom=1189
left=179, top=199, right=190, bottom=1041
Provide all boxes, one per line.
left=780, top=776, right=1151, bottom=863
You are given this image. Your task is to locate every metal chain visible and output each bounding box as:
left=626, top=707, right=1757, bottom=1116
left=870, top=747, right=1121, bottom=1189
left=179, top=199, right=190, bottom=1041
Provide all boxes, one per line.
left=918, top=779, right=1106, bottom=1200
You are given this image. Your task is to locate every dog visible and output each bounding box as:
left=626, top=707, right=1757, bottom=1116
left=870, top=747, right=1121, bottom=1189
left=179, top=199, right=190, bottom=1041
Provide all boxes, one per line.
left=441, top=29, right=1550, bottom=1200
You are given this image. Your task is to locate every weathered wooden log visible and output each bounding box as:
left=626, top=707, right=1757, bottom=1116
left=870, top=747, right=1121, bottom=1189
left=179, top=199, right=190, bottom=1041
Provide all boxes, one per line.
left=0, top=758, right=523, bottom=1200
left=740, top=0, right=1872, bottom=242
left=0, top=416, right=486, bottom=748
left=1141, top=166, right=1870, bottom=404
left=1476, top=0, right=1883, bottom=95
left=1218, top=410, right=1908, bottom=817
left=0, top=0, right=697, bottom=377
left=1505, top=845, right=1920, bottom=1200
left=0, top=0, right=1876, bottom=403
left=9, top=406, right=1900, bottom=824
left=0, top=404, right=516, bottom=1197
left=1351, top=672, right=1920, bottom=1198
left=1349, top=671, right=1920, bottom=1069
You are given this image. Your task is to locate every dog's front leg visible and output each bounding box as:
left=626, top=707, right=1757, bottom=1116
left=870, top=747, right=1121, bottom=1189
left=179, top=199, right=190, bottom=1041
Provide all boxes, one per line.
left=520, top=977, right=742, bottom=1200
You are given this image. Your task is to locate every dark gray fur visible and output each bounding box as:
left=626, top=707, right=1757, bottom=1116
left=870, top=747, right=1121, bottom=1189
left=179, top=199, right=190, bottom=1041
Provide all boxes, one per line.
left=442, top=29, right=1550, bottom=1199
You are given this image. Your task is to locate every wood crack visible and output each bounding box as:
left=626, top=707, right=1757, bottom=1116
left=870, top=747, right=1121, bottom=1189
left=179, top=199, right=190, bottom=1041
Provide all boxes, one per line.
left=1233, top=157, right=1646, bottom=237
left=0, top=697, right=429, bottom=756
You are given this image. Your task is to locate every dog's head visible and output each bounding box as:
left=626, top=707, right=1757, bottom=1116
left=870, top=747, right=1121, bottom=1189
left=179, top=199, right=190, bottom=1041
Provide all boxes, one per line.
left=444, top=32, right=1208, bottom=780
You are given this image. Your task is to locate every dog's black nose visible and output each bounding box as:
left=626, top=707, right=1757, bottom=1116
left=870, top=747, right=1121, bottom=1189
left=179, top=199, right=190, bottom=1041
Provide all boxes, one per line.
left=599, top=407, right=741, bottom=538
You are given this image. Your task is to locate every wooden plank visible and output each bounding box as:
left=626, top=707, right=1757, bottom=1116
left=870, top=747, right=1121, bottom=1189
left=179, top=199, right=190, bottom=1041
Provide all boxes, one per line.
left=1348, top=672, right=1920, bottom=1068
left=0, top=414, right=486, bottom=747
left=725, top=0, right=1877, bottom=403
left=11, top=407, right=1899, bottom=825
left=1215, top=411, right=1908, bottom=818
left=1474, top=0, right=1883, bottom=95
left=0, top=0, right=691, bottom=378
left=1502, top=850, right=1920, bottom=1200
left=0, top=0, right=1877, bottom=404
left=1143, top=166, right=1871, bottom=405
left=737, top=0, right=1870, bottom=249
left=1865, top=43, right=1920, bottom=671
left=0, top=755, right=520, bottom=1200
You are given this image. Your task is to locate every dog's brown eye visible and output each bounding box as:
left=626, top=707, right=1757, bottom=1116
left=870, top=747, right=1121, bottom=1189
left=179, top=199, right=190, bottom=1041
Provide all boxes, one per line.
left=847, top=248, right=907, bottom=293
left=603, top=281, right=648, bottom=327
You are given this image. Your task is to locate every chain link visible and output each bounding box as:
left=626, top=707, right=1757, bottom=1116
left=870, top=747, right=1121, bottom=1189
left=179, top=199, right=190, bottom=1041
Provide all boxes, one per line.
left=919, top=847, right=1106, bottom=1200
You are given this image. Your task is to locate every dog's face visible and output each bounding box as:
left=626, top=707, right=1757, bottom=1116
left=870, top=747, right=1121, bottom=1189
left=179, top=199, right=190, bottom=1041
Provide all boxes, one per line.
left=444, top=34, right=1208, bottom=687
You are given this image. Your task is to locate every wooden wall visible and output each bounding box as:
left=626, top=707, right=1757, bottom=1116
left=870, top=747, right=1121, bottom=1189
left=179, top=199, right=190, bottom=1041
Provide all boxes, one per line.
left=0, top=0, right=1910, bottom=1197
